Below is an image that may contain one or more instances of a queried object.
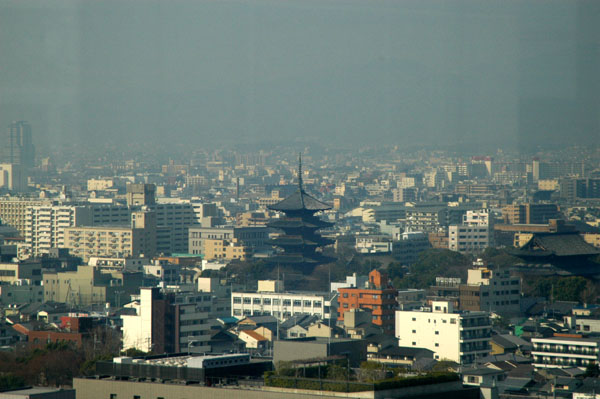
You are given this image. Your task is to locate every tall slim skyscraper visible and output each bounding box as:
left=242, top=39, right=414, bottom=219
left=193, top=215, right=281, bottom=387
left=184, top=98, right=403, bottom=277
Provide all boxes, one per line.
left=1, top=121, right=35, bottom=168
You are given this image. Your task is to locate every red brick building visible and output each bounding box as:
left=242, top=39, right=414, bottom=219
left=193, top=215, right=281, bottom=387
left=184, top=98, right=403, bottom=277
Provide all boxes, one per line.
left=13, top=323, right=83, bottom=348
left=337, top=270, right=397, bottom=333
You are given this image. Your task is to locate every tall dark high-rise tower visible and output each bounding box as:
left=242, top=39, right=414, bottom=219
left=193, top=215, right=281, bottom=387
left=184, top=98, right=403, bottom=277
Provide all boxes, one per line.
left=1, top=121, right=35, bottom=168
left=267, top=154, right=335, bottom=272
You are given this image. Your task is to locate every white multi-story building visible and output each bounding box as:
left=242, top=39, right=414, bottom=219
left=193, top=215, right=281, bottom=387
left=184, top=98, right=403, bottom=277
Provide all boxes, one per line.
left=122, top=287, right=212, bottom=354
left=395, top=300, right=491, bottom=364
left=24, top=204, right=132, bottom=257
left=231, top=282, right=337, bottom=321
left=532, top=336, right=600, bottom=370
left=0, top=197, right=53, bottom=236
left=330, top=273, right=368, bottom=293
left=448, top=210, right=491, bottom=254
left=25, top=205, right=93, bottom=257
left=355, top=235, right=393, bottom=254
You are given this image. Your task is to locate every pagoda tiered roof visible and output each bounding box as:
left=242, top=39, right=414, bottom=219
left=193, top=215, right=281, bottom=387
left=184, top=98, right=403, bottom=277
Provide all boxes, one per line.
left=265, top=153, right=335, bottom=271
left=267, top=189, right=331, bottom=212
left=269, top=235, right=319, bottom=247
left=267, top=217, right=333, bottom=230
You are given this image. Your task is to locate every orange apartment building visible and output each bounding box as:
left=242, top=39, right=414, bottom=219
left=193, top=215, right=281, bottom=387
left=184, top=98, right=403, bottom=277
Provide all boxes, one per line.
left=337, top=270, right=397, bottom=334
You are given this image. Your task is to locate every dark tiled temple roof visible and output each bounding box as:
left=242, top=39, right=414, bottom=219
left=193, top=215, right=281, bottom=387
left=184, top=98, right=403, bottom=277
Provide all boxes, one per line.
left=267, top=218, right=333, bottom=230
left=512, top=232, right=600, bottom=257
left=268, top=189, right=332, bottom=212
left=269, top=236, right=319, bottom=247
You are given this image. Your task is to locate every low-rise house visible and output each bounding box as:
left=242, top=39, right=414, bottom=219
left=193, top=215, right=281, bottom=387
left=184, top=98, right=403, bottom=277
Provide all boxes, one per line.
left=490, top=334, right=532, bottom=355
left=462, top=367, right=506, bottom=387
left=306, top=321, right=345, bottom=338
left=238, top=330, right=268, bottom=350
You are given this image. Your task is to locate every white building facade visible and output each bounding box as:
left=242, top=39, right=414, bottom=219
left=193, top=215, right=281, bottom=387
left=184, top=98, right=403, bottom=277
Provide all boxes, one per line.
left=231, top=290, right=337, bottom=321
left=121, top=288, right=212, bottom=353
left=448, top=210, right=491, bottom=254
left=532, top=336, right=600, bottom=370
left=395, top=300, right=491, bottom=364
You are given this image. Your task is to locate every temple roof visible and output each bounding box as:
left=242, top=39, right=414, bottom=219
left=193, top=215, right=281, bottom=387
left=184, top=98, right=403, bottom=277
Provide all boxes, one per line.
left=511, top=232, right=600, bottom=258
left=268, top=189, right=332, bottom=212
left=267, top=217, right=333, bottom=230
left=269, top=236, right=319, bottom=246
left=268, top=153, right=331, bottom=212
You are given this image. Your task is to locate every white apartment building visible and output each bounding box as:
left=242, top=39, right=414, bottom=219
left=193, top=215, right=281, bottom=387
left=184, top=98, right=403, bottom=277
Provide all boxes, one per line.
left=532, top=336, right=600, bottom=369
left=448, top=210, right=491, bottom=254
left=25, top=205, right=93, bottom=257
left=231, top=283, right=337, bottom=321
left=0, top=197, right=52, bottom=236
left=330, top=273, right=368, bottom=293
left=24, top=204, right=132, bottom=257
left=355, top=235, right=393, bottom=254
left=395, top=300, right=491, bottom=364
left=122, top=287, right=212, bottom=354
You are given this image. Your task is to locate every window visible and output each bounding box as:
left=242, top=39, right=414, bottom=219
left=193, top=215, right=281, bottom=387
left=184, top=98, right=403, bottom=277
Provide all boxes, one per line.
left=110, top=395, right=117, bottom=399
left=253, top=298, right=261, bottom=304
left=435, top=331, right=439, bottom=335
left=283, top=299, right=291, bottom=306
left=412, top=330, right=416, bottom=333
left=435, top=343, right=439, bottom=347
left=293, top=300, right=301, bottom=306
left=243, top=297, right=251, bottom=304
left=263, top=298, right=271, bottom=305
left=304, top=300, right=311, bottom=307
left=412, top=342, right=416, bottom=346
left=133, top=396, right=140, bottom=399
left=450, top=318, right=456, bottom=324
left=233, top=297, right=241, bottom=304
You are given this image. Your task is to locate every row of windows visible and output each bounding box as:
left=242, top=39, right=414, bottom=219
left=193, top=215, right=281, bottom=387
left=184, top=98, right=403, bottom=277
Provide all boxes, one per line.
left=233, top=297, right=322, bottom=307
left=341, top=293, right=394, bottom=299
left=233, top=309, right=323, bottom=318
left=411, top=317, right=457, bottom=324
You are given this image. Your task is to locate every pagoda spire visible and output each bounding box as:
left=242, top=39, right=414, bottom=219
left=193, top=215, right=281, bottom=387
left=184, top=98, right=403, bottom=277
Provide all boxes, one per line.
left=298, top=152, right=303, bottom=191
left=298, top=152, right=305, bottom=208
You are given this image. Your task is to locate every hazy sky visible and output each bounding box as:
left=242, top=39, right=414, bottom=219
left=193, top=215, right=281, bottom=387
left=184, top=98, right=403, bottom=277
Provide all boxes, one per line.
left=1, top=0, right=598, bottom=151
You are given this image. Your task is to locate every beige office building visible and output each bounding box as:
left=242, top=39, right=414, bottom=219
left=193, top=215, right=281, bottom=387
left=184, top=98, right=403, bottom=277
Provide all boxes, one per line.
left=0, top=197, right=51, bottom=236
left=43, top=265, right=142, bottom=307
left=64, top=211, right=156, bottom=262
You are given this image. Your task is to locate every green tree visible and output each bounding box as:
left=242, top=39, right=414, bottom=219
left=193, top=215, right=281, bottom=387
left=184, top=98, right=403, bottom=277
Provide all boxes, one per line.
left=327, top=364, right=349, bottom=381
left=396, top=249, right=469, bottom=289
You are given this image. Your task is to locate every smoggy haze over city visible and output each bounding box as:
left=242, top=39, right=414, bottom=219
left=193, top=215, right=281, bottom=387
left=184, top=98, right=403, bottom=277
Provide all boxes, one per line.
left=1, top=0, right=599, bottom=152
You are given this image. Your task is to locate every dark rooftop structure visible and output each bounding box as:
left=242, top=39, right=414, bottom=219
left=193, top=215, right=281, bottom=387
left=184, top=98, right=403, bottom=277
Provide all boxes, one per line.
left=267, top=154, right=334, bottom=272
left=510, top=232, right=600, bottom=276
